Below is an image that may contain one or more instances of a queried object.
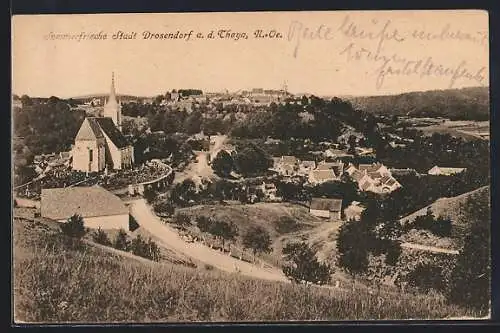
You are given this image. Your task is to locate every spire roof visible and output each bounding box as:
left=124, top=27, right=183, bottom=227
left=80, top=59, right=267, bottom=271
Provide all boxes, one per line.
left=108, top=72, right=118, bottom=104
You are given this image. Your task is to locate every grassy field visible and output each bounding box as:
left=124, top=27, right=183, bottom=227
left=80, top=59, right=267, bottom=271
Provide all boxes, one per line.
left=412, top=120, right=489, bottom=141
left=13, top=217, right=480, bottom=322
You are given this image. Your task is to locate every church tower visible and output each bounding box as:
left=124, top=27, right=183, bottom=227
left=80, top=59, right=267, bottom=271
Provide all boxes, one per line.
left=103, top=72, right=122, bottom=131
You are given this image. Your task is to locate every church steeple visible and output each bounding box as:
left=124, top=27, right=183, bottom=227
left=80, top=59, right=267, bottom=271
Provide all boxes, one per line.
left=110, top=72, right=117, bottom=102
left=103, top=72, right=122, bottom=131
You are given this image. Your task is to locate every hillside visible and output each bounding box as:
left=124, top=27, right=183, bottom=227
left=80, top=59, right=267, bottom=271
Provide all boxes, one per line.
left=400, top=186, right=490, bottom=248
left=13, top=216, right=478, bottom=322
left=347, top=87, right=489, bottom=120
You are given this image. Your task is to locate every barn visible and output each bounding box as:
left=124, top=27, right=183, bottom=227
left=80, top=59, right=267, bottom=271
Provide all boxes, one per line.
left=41, top=186, right=130, bottom=230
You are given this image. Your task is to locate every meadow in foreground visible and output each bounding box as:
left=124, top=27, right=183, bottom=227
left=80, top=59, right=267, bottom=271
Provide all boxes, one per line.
left=13, top=218, right=478, bottom=322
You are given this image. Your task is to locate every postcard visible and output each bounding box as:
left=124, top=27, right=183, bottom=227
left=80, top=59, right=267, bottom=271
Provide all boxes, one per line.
left=12, top=10, right=490, bottom=323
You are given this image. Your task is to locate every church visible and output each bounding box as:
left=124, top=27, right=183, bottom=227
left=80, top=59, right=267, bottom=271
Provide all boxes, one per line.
left=72, top=73, right=134, bottom=172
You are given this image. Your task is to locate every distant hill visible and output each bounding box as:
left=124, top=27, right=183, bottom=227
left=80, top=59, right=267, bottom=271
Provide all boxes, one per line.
left=346, top=87, right=489, bottom=121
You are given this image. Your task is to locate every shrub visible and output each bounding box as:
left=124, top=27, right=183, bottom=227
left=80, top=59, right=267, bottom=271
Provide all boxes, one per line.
left=274, top=216, right=300, bottom=234
left=173, top=213, right=191, bottom=228
left=242, top=226, right=272, bottom=262
left=130, top=235, right=161, bottom=261
left=92, top=227, right=111, bottom=246
left=153, top=201, right=175, bottom=216
left=60, top=214, right=86, bottom=239
left=113, top=229, right=130, bottom=251
left=282, top=242, right=332, bottom=285
left=407, top=263, right=446, bottom=293
left=143, top=186, right=157, bottom=204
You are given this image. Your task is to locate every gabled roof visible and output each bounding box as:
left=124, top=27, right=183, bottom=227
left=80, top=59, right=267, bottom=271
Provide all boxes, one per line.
left=75, top=118, right=105, bottom=141
left=300, top=160, right=316, bottom=168
left=310, top=198, right=342, bottom=212
left=368, top=171, right=382, bottom=179
left=41, top=186, right=129, bottom=220
left=310, top=169, right=337, bottom=181
left=94, top=117, right=129, bottom=148
left=352, top=170, right=365, bottom=182
left=360, top=180, right=374, bottom=191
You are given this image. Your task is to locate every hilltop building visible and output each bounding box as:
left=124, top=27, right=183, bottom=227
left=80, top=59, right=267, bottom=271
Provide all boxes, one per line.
left=72, top=73, right=134, bottom=172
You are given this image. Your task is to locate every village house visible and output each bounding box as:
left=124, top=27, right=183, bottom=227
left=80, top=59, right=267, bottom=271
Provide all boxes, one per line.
left=298, top=160, right=316, bottom=175
left=40, top=186, right=130, bottom=230
left=72, top=73, right=134, bottom=172
left=344, top=201, right=365, bottom=221
left=427, top=165, right=466, bottom=176
left=259, top=182, right=281, bottom=202
left=272, top=155, right=299, bottom=176
left=309, top=197, right=343, bottom=221
left=308, top=169, right=338, bottom=185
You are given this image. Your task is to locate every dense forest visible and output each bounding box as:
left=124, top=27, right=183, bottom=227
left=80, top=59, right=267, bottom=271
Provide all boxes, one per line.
left=347, top=87, right=489, bottom=121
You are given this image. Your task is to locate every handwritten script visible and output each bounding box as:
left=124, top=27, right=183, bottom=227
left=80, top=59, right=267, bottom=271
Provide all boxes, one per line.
left=287, top=15, right=488, bottom=89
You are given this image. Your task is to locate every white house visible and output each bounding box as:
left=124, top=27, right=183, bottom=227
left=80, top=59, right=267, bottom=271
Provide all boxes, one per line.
left=259, top=182, right=281, bottom=201
left=428, top=165, right=466, bottom=176
left=40, top=186, right=130, bottom=230
left=309, top=198, right=343, bottom=221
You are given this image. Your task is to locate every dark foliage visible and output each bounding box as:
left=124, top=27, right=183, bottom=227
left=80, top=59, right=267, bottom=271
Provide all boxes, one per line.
left=282, top=242, right=332, bottom=285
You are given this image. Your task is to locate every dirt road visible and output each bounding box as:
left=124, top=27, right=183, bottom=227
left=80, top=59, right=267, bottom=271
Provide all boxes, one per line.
left=129, top=199, right=288, bottom=283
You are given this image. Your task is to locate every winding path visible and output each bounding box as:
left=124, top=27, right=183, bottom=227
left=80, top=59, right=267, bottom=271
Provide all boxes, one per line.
left=129, top=199, right=288, bottom=283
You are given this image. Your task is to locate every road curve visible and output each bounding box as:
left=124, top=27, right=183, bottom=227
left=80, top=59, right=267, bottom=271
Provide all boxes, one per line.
left=129, top=199, right=288, bottom=283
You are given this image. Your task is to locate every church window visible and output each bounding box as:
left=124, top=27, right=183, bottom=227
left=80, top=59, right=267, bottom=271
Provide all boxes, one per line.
left=89, top=149, right=93, bottom=162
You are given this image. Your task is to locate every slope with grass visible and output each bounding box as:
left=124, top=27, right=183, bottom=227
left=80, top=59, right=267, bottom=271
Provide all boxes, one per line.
left=399, top=185, right=490, bottom=248
left=13, top=216, right=479, bottom=322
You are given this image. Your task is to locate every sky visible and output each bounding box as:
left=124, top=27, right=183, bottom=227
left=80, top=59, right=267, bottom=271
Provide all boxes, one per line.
left=12, top=10, right=489, bottom=98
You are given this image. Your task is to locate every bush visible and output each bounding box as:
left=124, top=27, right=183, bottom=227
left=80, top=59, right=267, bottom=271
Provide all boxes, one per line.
left=143, top=186, right=157, bottom=204
left=274, top=216, right=300, bottom=234
left=60, top=214, right=86, bottom=239
left=242, top=226, right=272, bottom=262
left=92, top=227, right=111, bottom=246
left=153, top=201, right=175, bottom=216
left=173, top=213, right=191, bottom=228
left=282, top=242, right=331, bottom=285
left=130, top=235, right=161, bottom=262
left=407, top=263, right=446, bottom=293
left=113, top=229, right=130, bottom=251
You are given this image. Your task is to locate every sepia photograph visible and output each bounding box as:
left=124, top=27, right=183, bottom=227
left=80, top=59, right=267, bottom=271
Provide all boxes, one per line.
left=11, top=10, right=490, bottom=322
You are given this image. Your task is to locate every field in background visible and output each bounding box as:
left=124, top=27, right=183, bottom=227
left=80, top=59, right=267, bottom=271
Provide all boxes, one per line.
left=12, top=217, right=478, bottom=322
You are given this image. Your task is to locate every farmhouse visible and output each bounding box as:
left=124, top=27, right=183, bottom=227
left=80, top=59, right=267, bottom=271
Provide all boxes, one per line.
left=272, top=155, right=299, bottom=176
left=40, top=186, right=130, bottom=230
left=72, top=73, right=134, bottom=172
left=309, top=197, right=342, bottom=221
left=427, top=165, right=466, bottom=176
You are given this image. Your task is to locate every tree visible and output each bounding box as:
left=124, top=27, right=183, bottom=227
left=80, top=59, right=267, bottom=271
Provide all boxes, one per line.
left=233, top=145, right=272, bottom=177
left=211, top=150, right=234, bottom=177
left=20, top=94, right=33, bottom=107
left=60, top=214, right=86, bottom=239
left=210, top=220, right=238, bottom=251
left=336, top=221, right=369, bottom=288
left=92, top=227, right=112, bottom=246
left=447, top=195, right=490, bottom=314
left=113, top=228, right=130, bottom=251
left=282, top=242, right=332, bottom=285
left=143, top=186, right=157, bottom=204
left=170, top=179, right=197, bottom=206
left=242, top=226, right=272, bottom=262
left=196, top=215, right=212, bottom=233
